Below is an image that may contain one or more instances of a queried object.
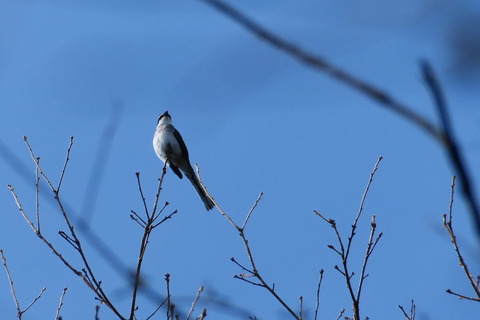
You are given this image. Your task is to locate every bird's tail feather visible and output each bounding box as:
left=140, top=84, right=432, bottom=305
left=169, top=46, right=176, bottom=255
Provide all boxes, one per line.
left=185, top=171, right=215, bottom=211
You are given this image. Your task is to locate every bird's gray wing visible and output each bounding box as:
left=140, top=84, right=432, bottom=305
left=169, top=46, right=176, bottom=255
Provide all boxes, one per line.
left=173, top=128, right=190, bottom=161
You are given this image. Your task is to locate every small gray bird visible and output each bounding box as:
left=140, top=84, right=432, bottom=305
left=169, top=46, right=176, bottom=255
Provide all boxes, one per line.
left=153, top=111, right=215, bottom=211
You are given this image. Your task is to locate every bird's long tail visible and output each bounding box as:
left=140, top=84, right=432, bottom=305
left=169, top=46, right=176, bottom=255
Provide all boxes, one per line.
left=185, top=170, right=215, bottom=211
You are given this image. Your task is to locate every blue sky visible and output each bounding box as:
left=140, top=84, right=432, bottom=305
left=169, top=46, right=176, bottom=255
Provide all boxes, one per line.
left=1, top=1, right=479, bottom=319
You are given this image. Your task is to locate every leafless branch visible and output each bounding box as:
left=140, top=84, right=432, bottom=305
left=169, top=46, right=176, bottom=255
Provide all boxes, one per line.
left=186, top=286, right=204, bottom=320
left=57, top=136, right=74, bottom=193
left=314, top=157, right=383, bottom=320
left=200, top=0, right=480, bottom=239
left=129, top=163, right=176, bottom=320
left=442, top=176, right=480, bottom=301
left=241, top=192, right=263, bottom=230
left=55, top=288, right=68, bottom=320
left=195, top=164, right=300, bottom=320
left=398, top=300, right=416, bottom=320
left=1, top=249, right=46, bottom=319
left=10, top=138, right=125, bottom=319
left=313, top=269, right=324, bottom=320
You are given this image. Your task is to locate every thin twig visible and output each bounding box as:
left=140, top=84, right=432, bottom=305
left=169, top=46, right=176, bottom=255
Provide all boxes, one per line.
left=35, top=157, right=41, bottom=232
left=398, top=300, right=415, bottom=320
left=356, top=215, right=383, bottom=306
left=442, top=176, right=480, bottom=301
left=315, top=158, right=383, bottom=320
left=196, top=164, right=300, bottom=320
left=55, top=288, right=68, bottom=320
left=241, top=192, right=263, bottom=230
left=57, top=136, right=74, bottom=193
left=298, top=296, right=303, bottom=320
left=1, top=249, right=22, bottom=317
left=146, top=298, right=168, bottom=320
left=136, top=172, right=151, bottom=219
left=346, top=156, right=383, bottom=260
left=15, top=140, right=125, bottom=319
left=186, top=286, right=204, bottom=320
left=313, top=269, right=324, bottom=320
left=22, top=287, right=47, bottom=315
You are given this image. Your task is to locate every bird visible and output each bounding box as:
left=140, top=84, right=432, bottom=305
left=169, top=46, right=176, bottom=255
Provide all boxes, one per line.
left=153, top=111, right=215, bottom=211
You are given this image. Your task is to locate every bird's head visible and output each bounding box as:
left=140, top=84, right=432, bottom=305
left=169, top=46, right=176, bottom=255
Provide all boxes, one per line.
left=157, top=111, right=172, bottom=125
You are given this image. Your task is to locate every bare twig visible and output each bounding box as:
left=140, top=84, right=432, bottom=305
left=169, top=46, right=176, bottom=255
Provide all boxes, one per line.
left=346, top=156, right=383, bottom=260
left=195, top=164, right=300, bottom=320
left=146, top=298, right=167, bottom=320
left=186, top=286, right=204, bottom=320
left=12, top=139, right=125, bottom=319
left=313, top=269, right=324, bottom=320
left=129, top=163, right=173, bottom=320
left=1, top=250, right=46, bottom=319
left=442, top=176, right=480, bottom=301
left=35, top=157, right=41, bottom=232
left=57, top=136, right=74, bottom=193
left=398, top=300, right=415, bottom=320
left=314, top=157, right=383, bottom=320
left=241, top=192, right=263, bottom=230
left=298, top=296, right=303, bottom=319
left=200, top=0, right=480, bottom=240
left=55, top=288, right=68, bottom=320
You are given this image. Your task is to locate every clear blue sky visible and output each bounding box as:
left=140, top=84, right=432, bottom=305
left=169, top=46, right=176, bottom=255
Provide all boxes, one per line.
left=1, top=1, right=479, bottom=319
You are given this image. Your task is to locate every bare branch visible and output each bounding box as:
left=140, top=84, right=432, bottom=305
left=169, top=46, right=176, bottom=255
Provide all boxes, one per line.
left=57, top=136, right=74, bottom=193
left=1, top=250, right=47, bottom=319
left=199, top=0, right=443, bottom=144
left=241, top=192, right=263, bottom=230
left=196, top=164, right=300, bottom=319
left=55, top=288, right=68, bottom=320
left=313, top=269, right=324, bottom=320
left=442, top=176, right=480, bottom=300
left=186, top=286, right=204, bottom=320
left=346, top=156, right=383, bottom=260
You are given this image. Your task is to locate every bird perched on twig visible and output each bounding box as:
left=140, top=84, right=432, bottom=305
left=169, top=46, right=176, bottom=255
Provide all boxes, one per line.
left=153, top=111, right=215, bottom=211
